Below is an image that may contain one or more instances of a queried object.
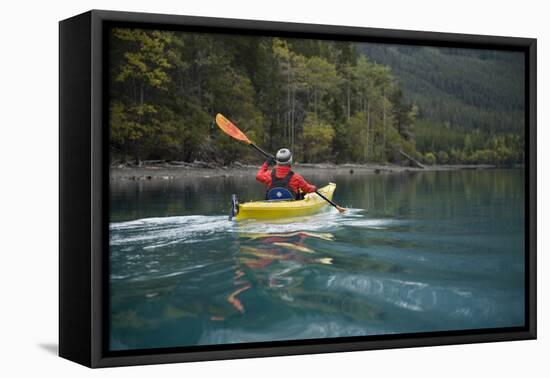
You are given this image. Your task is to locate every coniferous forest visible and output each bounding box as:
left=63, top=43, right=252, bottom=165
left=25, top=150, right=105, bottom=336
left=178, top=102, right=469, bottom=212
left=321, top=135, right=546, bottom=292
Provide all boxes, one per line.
left=109, top=28, right=525, bottom=166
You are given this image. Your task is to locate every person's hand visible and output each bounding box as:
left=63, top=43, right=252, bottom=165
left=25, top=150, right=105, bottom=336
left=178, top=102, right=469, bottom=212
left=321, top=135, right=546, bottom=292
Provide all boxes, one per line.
left=267, top=156, right=276, bottom=166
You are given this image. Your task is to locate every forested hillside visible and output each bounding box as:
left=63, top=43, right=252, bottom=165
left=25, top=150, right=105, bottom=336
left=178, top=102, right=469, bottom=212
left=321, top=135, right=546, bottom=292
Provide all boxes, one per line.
left=109, top=29, right=525, bottom=166
left=358, top=43, right=525, bottom=164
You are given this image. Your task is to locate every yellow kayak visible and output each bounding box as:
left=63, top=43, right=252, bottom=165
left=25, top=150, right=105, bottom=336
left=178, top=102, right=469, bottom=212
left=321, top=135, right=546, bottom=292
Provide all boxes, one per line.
left=234, top=183, right=336, bottom=221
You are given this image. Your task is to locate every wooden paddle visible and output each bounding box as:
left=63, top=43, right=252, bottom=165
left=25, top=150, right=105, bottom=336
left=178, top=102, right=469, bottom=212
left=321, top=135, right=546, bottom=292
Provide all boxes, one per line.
left=215, top=113, right=346, bottom=213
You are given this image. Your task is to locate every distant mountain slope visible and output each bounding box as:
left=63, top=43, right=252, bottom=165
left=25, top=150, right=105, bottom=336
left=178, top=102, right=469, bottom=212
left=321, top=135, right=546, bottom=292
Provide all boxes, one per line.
left=357, top=43, right=525, bottom=133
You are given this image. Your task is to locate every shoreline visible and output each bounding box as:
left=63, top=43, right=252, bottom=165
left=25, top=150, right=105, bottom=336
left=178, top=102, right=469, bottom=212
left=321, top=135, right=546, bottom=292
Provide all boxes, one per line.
left=109, top=162, right=513, bottom=181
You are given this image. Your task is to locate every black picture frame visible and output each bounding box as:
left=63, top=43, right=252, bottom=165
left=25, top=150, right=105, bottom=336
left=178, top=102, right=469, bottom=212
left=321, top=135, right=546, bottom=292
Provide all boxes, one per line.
left=59, top=9, right=537, bottom=368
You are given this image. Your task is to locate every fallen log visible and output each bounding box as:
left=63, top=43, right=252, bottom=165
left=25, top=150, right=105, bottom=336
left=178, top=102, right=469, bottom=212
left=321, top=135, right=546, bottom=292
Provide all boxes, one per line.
left=142, top=160, right=165, bottom=165
left=399, top=150, right=424, bottom=169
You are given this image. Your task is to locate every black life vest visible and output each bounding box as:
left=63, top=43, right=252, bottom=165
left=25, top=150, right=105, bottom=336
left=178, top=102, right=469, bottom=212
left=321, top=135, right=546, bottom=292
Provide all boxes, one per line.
left=266, top=170, right=297, bottom=200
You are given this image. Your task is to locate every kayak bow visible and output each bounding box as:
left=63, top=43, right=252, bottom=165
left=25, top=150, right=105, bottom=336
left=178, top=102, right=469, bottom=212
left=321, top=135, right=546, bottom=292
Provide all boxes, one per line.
left=233, top=183, right=336, bottom=221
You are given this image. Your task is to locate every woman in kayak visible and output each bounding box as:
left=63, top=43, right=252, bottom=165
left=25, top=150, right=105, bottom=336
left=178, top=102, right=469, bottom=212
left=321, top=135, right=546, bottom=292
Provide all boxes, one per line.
left=256, top=148, right=317, bottom=200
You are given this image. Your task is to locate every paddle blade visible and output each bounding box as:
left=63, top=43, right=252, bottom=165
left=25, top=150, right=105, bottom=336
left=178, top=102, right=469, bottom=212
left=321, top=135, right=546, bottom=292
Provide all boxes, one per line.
left=215, top=113, right=251, bottom=144
left=335, top=205, right=347, bottom=213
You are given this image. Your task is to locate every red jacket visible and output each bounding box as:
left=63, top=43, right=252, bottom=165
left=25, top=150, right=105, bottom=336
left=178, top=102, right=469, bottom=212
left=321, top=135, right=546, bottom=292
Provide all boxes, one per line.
left=256, top=162, right=317, bottom=194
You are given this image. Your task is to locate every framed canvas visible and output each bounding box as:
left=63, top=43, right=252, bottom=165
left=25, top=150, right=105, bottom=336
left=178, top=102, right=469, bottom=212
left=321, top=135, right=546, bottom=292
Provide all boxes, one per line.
left=59, top=10, right=536, bottom=368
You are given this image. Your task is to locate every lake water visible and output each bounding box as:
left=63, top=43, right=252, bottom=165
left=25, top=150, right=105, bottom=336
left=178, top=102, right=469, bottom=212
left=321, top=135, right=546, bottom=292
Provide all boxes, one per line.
left=109, top=169, right=525, bottom=351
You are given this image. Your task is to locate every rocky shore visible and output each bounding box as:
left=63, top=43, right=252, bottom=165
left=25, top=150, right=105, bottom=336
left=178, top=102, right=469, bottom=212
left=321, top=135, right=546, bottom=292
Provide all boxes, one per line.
left=110, top=161, right=499, bottom=181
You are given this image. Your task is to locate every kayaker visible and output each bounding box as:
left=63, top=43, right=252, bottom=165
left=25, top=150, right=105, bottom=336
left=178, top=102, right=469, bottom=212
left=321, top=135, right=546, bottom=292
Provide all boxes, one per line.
left=256, top=148, right=317, bottom=200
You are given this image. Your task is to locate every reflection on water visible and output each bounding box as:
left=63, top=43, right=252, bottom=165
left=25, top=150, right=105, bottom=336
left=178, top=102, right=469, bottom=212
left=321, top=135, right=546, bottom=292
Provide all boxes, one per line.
left=231, top=231, right=335, bottom=314
left=109, top=169, right=525, bottom=350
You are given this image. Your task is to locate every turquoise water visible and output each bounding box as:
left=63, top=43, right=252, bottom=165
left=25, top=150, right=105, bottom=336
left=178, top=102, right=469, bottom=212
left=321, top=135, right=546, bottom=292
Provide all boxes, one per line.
left=109, top=169, right=525, bottom=351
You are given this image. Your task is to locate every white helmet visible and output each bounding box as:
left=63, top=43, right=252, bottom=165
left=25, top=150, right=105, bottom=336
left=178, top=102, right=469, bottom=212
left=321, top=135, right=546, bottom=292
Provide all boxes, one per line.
left=275, top=148, right=292, bottom=165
